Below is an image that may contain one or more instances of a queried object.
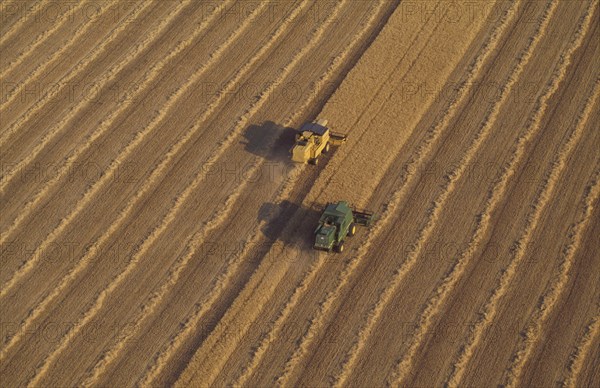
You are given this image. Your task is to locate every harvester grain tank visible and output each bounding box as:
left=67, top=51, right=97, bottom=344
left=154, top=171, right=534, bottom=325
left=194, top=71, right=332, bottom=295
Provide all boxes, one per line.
left=314, top=201, right=375, bottom=253
left=290, top=119, right=347, bottom=164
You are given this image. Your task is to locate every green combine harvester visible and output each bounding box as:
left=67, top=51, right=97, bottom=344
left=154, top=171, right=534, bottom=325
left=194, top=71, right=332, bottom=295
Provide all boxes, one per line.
left=314, top=201, right=375, bottom=253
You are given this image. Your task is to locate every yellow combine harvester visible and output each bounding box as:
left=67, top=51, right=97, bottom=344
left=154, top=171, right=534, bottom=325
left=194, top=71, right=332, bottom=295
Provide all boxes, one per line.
left=290, top=119, right=347, bottom=165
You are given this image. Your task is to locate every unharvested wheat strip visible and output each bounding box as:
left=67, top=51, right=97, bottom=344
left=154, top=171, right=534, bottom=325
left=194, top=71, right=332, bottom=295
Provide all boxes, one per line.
left=22, top=4, right=273, bottom=386
left=563, top=314, right=600, bottom=387
left=334, top=3, right=561, bottom=388
left=77, top=1, right=315, bottom=384
left=0, top=0, right=89, bottom=94
left=0, top=0, right=152, bottom=149
left=0, top=0, right=50, bottom=48
left=306, top=1, right=446, bottom=206
left=504, top=83, right=600, bottom=387
left=279, top=2, right=523, bottom=385
left=445, top=3, right=595, bottom=386
left=0, top=0, right=192, bottom=189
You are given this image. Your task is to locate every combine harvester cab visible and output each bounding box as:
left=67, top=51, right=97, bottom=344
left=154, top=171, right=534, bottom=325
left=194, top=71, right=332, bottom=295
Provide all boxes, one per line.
left=314, top=201, right=375, bottom=253
left=291, top=119, right=347, bottom=165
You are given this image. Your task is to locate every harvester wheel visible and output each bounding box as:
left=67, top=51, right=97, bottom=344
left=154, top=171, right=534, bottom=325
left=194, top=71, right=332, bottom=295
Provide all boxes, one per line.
left=335, top=242, right=344, bottom=253
left=348, top=223, right=356, bottom=236
left=323, top=142, right=330, bottom=153
left=310, top=157, right=319, bottom=165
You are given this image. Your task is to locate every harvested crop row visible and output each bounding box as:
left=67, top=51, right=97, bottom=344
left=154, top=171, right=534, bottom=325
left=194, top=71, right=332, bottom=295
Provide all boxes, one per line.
left=0, top=0, right=234, bottom=300
left=0, top=1, right=194, bottom=192
left=76, top=2, right=314, bottom=385
left=446, top=3, right=596, bottom=385
left=0, top=0, right=50, bottom=47
left=564, top=312, right=600, bottom=387
left=0, top=0, right=84, bottom=78
left=0, top=1, right=152, bottom=147
left=20, top=4, right=272, bottom=386
left=384, top=1, right=595, bottom=385
left=504, top=80, right=599, bottom=386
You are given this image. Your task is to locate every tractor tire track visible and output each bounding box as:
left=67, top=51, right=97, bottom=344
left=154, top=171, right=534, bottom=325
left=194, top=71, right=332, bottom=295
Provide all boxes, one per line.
left=445, top=3, right=596, bottom=385
left=504, top=82, right=599, bottom=387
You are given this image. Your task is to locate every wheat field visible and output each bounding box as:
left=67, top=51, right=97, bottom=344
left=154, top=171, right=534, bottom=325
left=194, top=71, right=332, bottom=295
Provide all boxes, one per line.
left=1, top=0, right=598, bottom=386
